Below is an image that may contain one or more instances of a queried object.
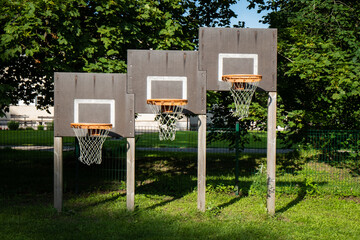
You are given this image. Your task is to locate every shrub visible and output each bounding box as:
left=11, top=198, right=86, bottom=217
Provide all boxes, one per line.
left=249, top=164, right=267, bottom=201
left=37, top=125, right=45, bottom=131
left=7, top=121, right=20, bottom=130
left=26, top=126, right=34, bottom=130
left=47, top=121, right=54, bottom=131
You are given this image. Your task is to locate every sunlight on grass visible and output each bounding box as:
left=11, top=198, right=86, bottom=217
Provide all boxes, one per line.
left=2, top=191, right=360, bottom=240
left=1, top=129, right=360, bottom=239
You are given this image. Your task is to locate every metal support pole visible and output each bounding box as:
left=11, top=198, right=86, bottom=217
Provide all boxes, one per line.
left=54, top=137, right=63, bottom=212
left=235, top=122, right=240, bottom=195
left=198, top=114, right=206, bottom=212
left=127, top=137, right=135, bottom=211
left=267, top=92, right=277, bottom=215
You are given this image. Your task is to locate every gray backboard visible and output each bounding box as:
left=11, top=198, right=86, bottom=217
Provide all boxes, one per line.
left=199, top=27, right=277, bottom=92
left=127, top=50, right=206, bottom=115
left=54, top=72, right=134, bottom=138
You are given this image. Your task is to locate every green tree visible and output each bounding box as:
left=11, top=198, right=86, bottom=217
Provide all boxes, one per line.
left=248, top=0, right=360, bottom=144
left=206, top=90, right=270, bottom=150
left=0, top=0, right=238, bottom=116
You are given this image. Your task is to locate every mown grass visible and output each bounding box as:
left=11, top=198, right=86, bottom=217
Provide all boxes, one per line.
left=1, top=190, right=360, bottom=240
left=0, top=130, right=73, bottom=146
left=1, top=137, right=360, bottom=239
left=0, top=129, right=289, bottom=149
left=134, top=130, right=289, bottom=149
left=1, top=146, right=359, bottom=196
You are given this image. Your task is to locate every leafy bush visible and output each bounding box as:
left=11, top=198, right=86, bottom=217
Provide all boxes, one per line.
left=304, top=177, right=320, bottom=195
left=276, top=149, right=307, bottom=173
left=206, top=183, right=235, bottom=194
left=249, top=164, right=267, bottom=200
left=37, top=125, right=44, bottom=131
left=7, top=121, right=19, bottom=130
left=297, top=177, right=320, bottom=197
left=26, top=126, right=34, bottom=130
left=47, top=121, right=54, bottom=131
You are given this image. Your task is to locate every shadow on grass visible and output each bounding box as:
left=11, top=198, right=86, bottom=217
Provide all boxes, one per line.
left=0, top=206, right=282, bottom=240
left=216, top=195, right=244, bottom=209
left=276, top=193, right=306, bottom=214
left=144, top=196, right=182, bottom=210
left=0, top=149, right=54, bottom=197
left=3, top=147, right=327, bottom=215
left=136, top=174, right=196, bottom=209
left=276, top=180, right=328, bottom=214
left=134, top=153, right=197, bottom=209
left=65, top=192, right=126, bottom=212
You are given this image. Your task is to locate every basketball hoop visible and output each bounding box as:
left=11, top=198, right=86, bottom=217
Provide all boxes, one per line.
left=222, top=74, right=262, bottom=119
left=71, top=123, right=112, bottom=165
left=147, top=99, right=187, bottom=141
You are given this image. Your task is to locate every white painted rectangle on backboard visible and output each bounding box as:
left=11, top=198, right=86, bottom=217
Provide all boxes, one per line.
left=73, top=99, right=115, bottom=128
left=218, top=53, right=258, bottom=82
left=146, top=76, right=187, bottom=100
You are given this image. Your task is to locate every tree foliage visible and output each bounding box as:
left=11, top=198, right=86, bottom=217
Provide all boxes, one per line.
left=206, top=90, right=277, bottom=149
left=0, top=0, right=238, bottom=116
left=248, top=0, right=360, bottom=143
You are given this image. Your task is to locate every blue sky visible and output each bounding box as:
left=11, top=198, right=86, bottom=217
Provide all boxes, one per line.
left=230, top=1, right=270, bottom=28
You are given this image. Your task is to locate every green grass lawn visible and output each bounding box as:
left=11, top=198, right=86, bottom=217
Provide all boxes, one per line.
left=1, top=191, right=359, bottom=240
left=0, top=129, right=289, bottom=149
left=0, top=130, right=74, bottom=146
left=1, top=136, right=359, bottom=239
left=1, top=147, right=359, bottom=240
left=134, top=130, right=289, bottom=149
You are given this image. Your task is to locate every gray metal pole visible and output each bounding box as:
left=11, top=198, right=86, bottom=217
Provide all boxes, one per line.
left=198, top=114, right=206, bottom=212
left=127, top=137, right=135, bottom=211
left=267, top=92, right=277, bottom=215
left=54, top=137, right=63, bottom=212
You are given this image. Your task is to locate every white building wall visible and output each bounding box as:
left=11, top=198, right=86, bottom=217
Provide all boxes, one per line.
left=135, top=114, right=190, bottom=131
left=0, top=104, right=54, bottom=129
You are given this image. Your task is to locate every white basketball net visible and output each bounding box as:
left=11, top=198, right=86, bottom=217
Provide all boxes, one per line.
left=149, top=104, right=185, bottom=141
left=72, top=128, right=110, bottom=165
left=228, top=81, right=260, bottom=119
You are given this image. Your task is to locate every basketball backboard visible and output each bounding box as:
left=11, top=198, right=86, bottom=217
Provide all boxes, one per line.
left=199, top=27, right=277, bottom=92
left=127, top=50, right=206, bottom=115
left=54, top=72, right=134, bottom=138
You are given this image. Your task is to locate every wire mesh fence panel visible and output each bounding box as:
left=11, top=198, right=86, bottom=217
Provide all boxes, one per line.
left=302, top=130, right=360, bottom=195
left=0, top=130, right=75, bottom=196
left=72, top=137, right=127, bottom=192
left=102, top=138, right=127, bottom=182
left=134, top=126, right=198, bottom=196
left=134, top=126, right=272, bottom=196
left=1, top=127, right=359, bottom=197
